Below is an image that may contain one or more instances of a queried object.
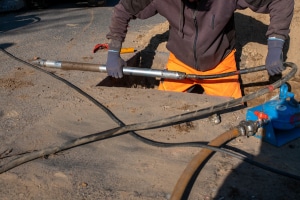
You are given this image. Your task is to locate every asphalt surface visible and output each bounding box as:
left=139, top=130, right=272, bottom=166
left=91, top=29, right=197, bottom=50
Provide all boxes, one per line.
left=1, top=3, right=300, bottom=200
left=0, top=1, right=166, bottom=67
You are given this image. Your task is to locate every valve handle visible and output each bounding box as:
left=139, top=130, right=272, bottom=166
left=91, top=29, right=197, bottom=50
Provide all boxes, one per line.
left=279, top=83, right=295, bottom=100
left=254, top=111, right=269, bottom=120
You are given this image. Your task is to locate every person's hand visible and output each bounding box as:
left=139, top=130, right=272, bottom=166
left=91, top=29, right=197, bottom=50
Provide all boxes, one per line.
left=265, top=38, right=285, bottom=76
left=106, top=39, right=125, bottom=78
left=106, top=50, right=125, bottom=78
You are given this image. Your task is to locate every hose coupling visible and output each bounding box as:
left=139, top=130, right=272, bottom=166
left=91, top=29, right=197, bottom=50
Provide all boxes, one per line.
left=237, top=120, right=260, bottom=137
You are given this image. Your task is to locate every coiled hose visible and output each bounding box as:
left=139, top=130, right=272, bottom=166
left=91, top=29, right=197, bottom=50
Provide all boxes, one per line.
left=0, top=48, right=299, bottom=183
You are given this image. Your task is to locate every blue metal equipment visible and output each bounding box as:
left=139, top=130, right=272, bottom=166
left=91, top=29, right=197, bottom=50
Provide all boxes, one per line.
left=246, top=84, right=300, bottom=146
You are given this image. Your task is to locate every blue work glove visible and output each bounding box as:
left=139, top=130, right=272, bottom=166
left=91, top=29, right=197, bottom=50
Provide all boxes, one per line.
left=106, top=50, right=125, bottom=78
left=265, top=37, right=285, bottom=76
left=106, top=39, right=125, bottom=78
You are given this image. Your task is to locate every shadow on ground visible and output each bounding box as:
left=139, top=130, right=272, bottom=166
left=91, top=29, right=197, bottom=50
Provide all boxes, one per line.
left=98, top=11, right=300, bottom=199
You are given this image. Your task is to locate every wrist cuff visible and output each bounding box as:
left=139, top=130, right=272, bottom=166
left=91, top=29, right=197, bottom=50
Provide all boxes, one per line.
left=268, top=38, right=284, bottom=49
left=108, top=39, right=122, bottom=51
left=108, top=50, right=119, bottom=53
left=268, top=37, right=285, bottom=42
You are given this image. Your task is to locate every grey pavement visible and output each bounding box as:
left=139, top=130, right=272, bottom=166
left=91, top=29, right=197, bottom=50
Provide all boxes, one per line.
left=0, top=1, right=166, bottom=68
left=1, top=3, right=300, bottom=200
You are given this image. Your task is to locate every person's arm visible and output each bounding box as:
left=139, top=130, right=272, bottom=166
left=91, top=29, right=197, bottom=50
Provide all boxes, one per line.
left=106, top=0, right=155, bottom=78
left=105, top=3, right=132, bottom=78
left=237, top=0, right=294, bottom=76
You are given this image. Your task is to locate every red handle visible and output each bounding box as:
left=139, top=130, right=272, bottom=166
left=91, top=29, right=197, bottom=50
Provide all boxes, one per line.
left=254, top=111, right=269, bottom=120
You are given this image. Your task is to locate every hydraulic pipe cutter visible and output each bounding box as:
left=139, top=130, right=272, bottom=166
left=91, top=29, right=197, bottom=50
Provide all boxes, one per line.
left=246, top=83, right=300, bottom=146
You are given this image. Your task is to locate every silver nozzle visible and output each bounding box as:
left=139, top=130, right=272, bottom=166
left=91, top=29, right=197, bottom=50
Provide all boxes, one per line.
left=32, top=59, right=62, bottom=69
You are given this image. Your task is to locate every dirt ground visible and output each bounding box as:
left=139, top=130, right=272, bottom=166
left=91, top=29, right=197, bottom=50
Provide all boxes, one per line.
left=1, top=2, right=300, bottom=200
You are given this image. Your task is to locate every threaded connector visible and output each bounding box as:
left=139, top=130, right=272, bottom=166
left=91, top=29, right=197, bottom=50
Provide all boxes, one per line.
left=237, top=120, right=259, bottom=137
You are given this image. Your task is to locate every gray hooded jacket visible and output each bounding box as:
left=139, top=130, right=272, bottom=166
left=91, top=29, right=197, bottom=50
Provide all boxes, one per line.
left=107, top=0, right=294, bottom=71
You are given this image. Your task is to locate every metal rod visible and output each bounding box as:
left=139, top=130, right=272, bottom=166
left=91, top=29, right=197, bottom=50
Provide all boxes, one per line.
left=32, top=59, right=187, bottom=80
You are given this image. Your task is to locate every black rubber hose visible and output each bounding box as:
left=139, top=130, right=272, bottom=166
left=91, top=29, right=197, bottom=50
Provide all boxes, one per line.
left=1, top=133, right=299, bottom=181
left=121, top=134, right=300, bottom=181
left=186, top=65, right=266, bottom=79
left=1, top=48, right=299, bottom=181
left=0, top=60, right=297, bottom=173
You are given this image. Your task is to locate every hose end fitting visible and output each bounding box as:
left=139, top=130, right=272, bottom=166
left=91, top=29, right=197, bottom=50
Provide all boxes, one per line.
left=237, top=120, right=259, bottom=137
left=32, top=58, right=46, bottom=66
